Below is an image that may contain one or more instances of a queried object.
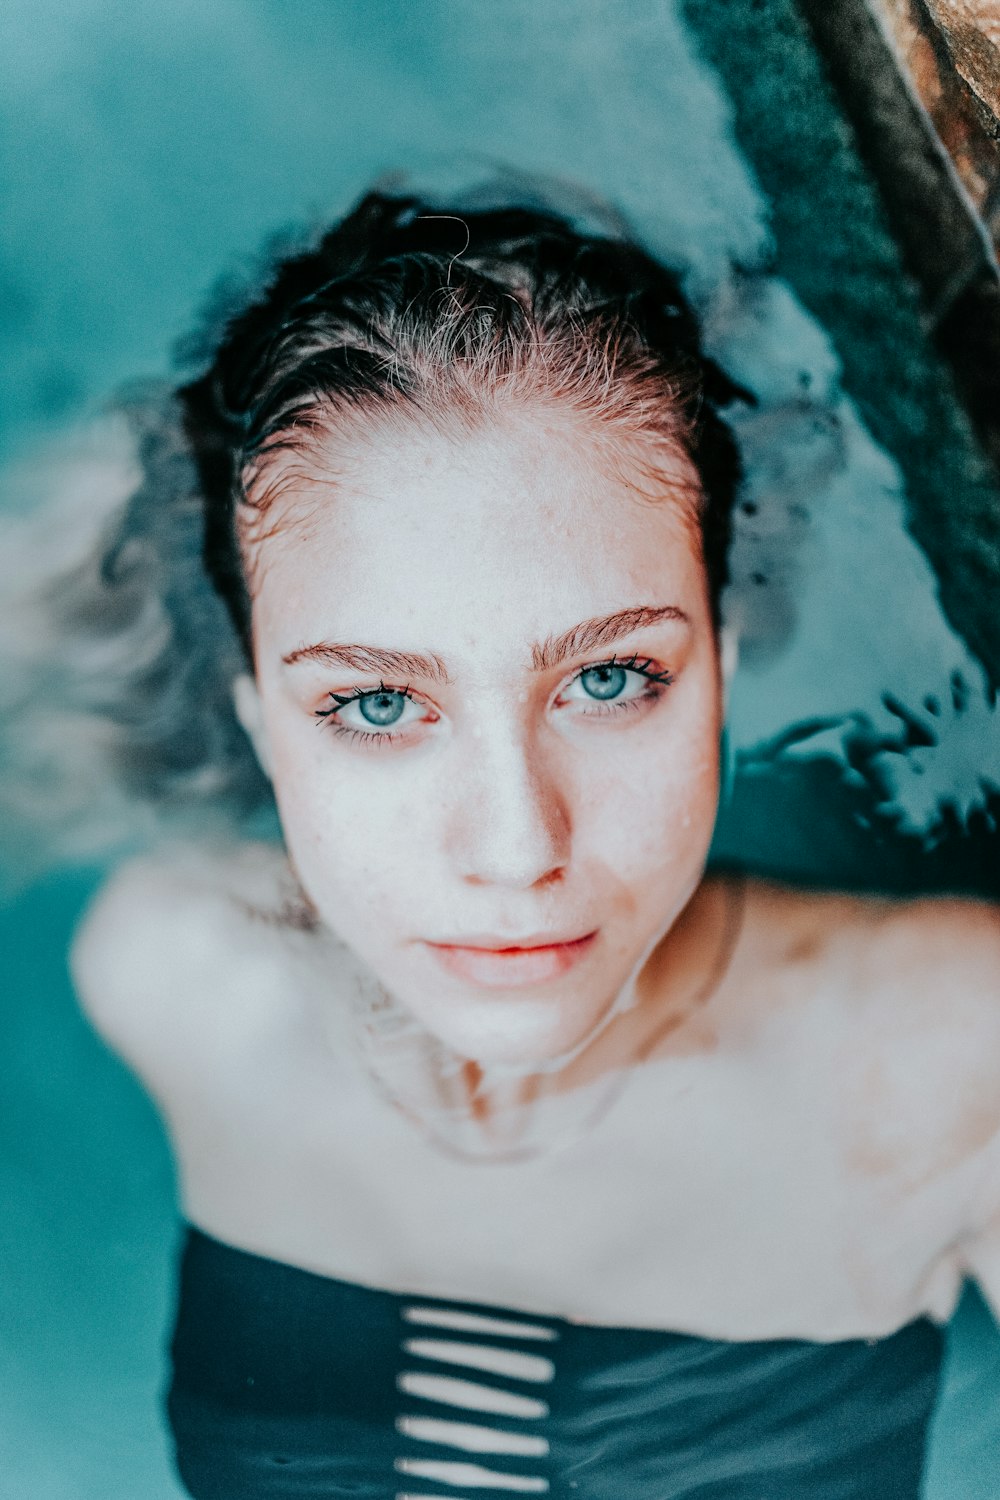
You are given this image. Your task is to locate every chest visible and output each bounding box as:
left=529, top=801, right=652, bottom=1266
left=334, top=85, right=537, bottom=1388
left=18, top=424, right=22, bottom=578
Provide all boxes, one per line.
left=169, top=1013, right=968, bottom=1338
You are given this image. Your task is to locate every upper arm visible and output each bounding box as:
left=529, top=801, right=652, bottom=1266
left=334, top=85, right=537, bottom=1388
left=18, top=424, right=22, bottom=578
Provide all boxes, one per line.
left=847, top=896, right=1000, bottom=1210
left=70, top=841, right=288, bottom=1100
left=908, top=898, right=1000, bottom=1315
left=70, top=853, right=208, bottom=1076
left=956, top=1114, right=1000, bottom=1323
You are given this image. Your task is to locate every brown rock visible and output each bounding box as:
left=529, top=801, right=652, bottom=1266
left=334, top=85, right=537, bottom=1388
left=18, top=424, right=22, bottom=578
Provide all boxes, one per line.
left=870, top=0, right=999, bottom=236
left=924, top=0, right=1000, bottom=127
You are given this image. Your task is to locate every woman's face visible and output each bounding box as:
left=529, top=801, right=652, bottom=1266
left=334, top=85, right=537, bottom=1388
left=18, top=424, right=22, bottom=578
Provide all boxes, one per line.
left=243, top=407, right=723, bottom=1064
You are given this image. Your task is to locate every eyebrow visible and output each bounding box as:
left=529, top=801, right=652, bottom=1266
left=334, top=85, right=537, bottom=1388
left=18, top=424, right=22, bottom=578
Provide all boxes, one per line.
left=281, top=605, right=690, bottom=682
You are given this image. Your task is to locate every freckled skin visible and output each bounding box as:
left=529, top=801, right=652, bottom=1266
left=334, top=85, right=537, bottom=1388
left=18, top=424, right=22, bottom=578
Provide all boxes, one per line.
left=243, top=408, right=723, bottom=1066
left=70, top=403, right=1000, bottom=1334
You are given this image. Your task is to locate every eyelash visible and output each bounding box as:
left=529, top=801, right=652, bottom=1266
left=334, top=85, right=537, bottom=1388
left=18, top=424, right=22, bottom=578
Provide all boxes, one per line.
left=313, top=654, right=675, bottom=748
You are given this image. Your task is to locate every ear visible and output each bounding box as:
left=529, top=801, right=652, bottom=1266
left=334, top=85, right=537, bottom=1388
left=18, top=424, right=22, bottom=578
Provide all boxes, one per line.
left=232, top=673, right=273, bottom=780
left=718, top=625, right=739, bottom=711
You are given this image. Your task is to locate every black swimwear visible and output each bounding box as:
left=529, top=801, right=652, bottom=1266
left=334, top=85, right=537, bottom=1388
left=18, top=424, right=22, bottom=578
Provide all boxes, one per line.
left=167, top=1223, right=944, bottom=1499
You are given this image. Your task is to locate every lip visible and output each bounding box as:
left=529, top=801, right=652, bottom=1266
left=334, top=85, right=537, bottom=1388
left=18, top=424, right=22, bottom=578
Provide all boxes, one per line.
left=423, top=931, right=598, bottom=988
left=429, top=930, right=595, bottom=950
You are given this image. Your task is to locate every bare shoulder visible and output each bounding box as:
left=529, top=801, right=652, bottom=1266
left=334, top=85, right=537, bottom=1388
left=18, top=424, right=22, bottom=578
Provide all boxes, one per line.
left=744, top=875, right=1000, bottom=1181
left=70, top=839, right=303, bottom=1072
left=738, top=875, right=889, bottom=965
left=732, top=876, right=902, bottom=1008
left=841, top=885, right=1000, bottom=1032
left=743, top=874, right=1000, bottom=1008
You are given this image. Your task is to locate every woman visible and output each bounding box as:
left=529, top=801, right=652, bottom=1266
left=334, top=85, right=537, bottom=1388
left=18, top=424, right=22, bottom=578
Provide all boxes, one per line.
left=64, top=189, right=1000, bottom=1498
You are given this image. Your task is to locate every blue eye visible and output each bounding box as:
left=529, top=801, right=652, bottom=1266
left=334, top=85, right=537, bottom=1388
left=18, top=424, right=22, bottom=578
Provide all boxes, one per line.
left=579, top=663, right=629, bottom=701
left=560, top=654, right=674, bottom=716
left=314, top=682, right=424, bottom=742
left=355, top=690, right=407, bottom=726
left=314, top=654, right=674, bottom=747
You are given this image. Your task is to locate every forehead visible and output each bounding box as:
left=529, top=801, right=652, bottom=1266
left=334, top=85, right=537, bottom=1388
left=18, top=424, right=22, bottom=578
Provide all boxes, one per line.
left=250, top=410, right=707, bottom=661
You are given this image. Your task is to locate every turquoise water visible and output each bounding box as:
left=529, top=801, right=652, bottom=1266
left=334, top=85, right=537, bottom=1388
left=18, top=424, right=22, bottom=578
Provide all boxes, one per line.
left=2, top=1, right=999, bottom=1494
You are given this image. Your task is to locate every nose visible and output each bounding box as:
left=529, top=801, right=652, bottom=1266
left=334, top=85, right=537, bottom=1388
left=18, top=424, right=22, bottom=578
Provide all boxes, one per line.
left=444, top=724, right=571, bottom=891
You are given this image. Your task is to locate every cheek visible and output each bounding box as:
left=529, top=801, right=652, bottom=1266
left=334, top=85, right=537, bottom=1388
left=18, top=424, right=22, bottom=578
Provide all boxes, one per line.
left=265, top=730, right=420, bottom=927
left=584, top=700, right=721, bottom=881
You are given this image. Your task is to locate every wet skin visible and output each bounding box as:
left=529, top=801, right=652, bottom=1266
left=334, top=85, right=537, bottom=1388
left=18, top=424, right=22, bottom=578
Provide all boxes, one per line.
left=237, top=406, right=724, bottom=1067
left=69, top=404, right=1000, bottom=1335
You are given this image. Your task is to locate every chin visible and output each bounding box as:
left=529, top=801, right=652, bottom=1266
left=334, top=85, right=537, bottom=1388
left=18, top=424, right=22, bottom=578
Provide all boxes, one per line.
left=410, top=989, right=617, bottom=1068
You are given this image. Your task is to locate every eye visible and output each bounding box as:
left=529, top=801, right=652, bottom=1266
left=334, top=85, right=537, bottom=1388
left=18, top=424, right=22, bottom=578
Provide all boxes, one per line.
left=556, top=655, right=674, bottom=716
left=579, top=663, right=633, bottom=701
left=314, top=682, right=430, bottom=743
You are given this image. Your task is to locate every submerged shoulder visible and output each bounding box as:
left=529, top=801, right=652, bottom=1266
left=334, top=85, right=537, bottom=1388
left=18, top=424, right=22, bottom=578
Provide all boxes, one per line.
left=739, top=876, right=886, bottom=965
left=745, top=876, right=1000, bottom=1183
left=70, top=839, right=300, bottom=1063
left=71, top=838, right=297, bottom=978
left=744, top=875, right=1000, bottom=1008
left=847, top=888, right=1000, bottom=1032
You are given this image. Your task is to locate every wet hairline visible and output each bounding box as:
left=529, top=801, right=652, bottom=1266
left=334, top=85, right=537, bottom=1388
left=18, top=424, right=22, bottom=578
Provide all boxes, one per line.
left=235, top=390, right=708, bottom=608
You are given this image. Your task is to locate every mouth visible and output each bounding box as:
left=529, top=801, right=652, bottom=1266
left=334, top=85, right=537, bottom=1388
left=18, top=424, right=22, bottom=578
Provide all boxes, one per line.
left=422, top=931, right=598, bottom=988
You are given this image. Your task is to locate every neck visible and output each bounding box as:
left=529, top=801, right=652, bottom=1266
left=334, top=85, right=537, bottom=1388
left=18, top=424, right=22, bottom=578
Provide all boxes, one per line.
left=339, top=872, right=744, bottom=1162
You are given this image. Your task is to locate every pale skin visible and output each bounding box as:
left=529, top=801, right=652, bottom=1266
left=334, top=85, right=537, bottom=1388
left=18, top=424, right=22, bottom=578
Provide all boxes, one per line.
left=71, top=404, right=1000, bottom=1338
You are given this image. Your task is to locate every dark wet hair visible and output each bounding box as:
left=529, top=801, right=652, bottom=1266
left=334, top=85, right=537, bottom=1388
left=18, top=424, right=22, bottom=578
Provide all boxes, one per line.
left=177, top=190, right=744, bottom=659
left=0, top=185, right=751, bottom=873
